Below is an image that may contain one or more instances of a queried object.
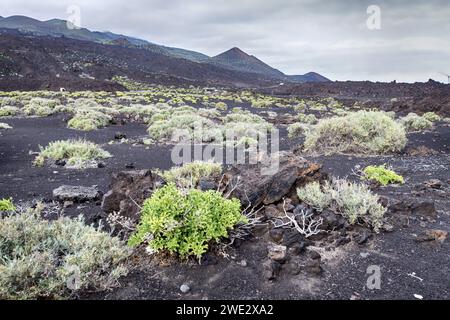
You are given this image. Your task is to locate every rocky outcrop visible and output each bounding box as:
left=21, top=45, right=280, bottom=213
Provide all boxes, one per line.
left=221, top=151, right=325, bottom=208
left=101, top=169, right=163, bottom=220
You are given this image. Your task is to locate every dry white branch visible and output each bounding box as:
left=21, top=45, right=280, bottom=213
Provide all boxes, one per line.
left=271, top=199, right=323, bottom=238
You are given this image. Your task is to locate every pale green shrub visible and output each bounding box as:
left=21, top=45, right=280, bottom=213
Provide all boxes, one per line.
left=34, top=139, right=111, bottom=168
left=0, top=205, right=129, bottom=299
left=297, top=113, right=318, bottom=124
left=68, top=109, right=112, bottom=131
left=287, top=122, right=309, bottom=138
left=297, top=179, right=386, bottom=232
left=23, top=98, right=59, bottom=117
left=399, top=113, right=433, bottom=132
left=304, top=111, right=407, bottom=155
left=0, top=106, right=20, bottom=117
left=422, top=112, right=441, bottom=122
left=160, top=161, right=222, bottom=189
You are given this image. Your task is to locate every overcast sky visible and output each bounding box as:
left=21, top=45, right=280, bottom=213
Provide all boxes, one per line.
left=1, top=0, right=449, bottom=82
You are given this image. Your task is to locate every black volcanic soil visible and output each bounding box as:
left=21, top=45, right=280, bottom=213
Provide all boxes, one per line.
left=0, top=113, right=449, bottom=300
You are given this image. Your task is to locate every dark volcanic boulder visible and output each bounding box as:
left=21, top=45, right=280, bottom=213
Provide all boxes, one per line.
left=101, top=169, right=163, bottom=220
left=222, top=151, right=325, bottom=207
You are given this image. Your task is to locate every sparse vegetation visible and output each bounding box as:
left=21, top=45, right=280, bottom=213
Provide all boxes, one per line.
left=287, top=122, right=309, bottom=138
left=304, top=111, right=407, bottom=155
left=297, top=179, right=386, bottom=232
left=68, top=109, right=112, bottom=131
left=0, top=204, right=130, bottom=299
left=362, top=165, right=404, bottom=186
left=34, top=139, right=111, bottom=168
left=128, top=184, right=246, bottom=259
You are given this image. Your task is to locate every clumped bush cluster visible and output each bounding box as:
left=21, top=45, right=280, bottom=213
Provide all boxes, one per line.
left=304, top=111, right=407, bottom=155
left=0, top=205, right=130, bottom=299
left=23, top=98, right=59, bottom=117
left=297, top=179, right=386, bottom=232
left=128, top=184, right=246, bottom=258
left=362, top=165, right=404, bottom=186
left=0, top=106, right=20, bottom=117
left=34, top=139, right=111, bottom=168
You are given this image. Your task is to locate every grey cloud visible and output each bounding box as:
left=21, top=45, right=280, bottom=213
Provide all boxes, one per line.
left=1, top=0, right=449, bottom=82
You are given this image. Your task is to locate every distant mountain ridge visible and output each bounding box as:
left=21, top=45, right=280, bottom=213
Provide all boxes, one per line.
left=0, top=15, right=330, bottom=85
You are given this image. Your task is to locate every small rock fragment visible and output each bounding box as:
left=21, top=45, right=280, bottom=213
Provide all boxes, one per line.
left=180, top=284, right=190, bottom=294
left=267, top=243, right=287, bottom=262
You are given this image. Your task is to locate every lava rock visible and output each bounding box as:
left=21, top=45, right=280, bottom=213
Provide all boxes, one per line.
left=288, top=241, right=306, bottom=256
left=356, top=231, right=371, bottom=245
left=114, top=132, right=127, bottom=140
left=102, top=169, right=163, bottom=220
left=222, top=151, right=325, bottom=207
left=303, top=259, right=322, bottom=275
left=267, top=243, right=287, bottom=263
left=269, top=228, right=284, bottom=243
left=282, top=229, right=304, bottom=247
left=264, top=260, right=282, bottom=280
left=411, top=201, right=437, bottom=218
left=198, top=178, right=217, bottom=191
left=308, top=250, right=321, bottom=260
left=336, top=236, right=351, bottom=246
left=54, top=159, right=66, bottom=166
left=424, top=179, right=442, bottom=189
left=125, top=163, right=135, bottom=169
left=53, top=185, right=99, bottom=202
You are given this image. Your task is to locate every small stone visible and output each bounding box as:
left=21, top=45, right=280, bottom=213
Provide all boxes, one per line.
left=282, top=229, right=303, bottom=247
left=53, top=185, right=99, bottom=202
left=382, top=223, right=394, bottom=232
left=97, top=162, right=105, bottom=168
left=415, top=229, right=448, bottom=244
left=411, top=201, right=437, bottom=218
left=237, top=260, right=247, bottom=267
left=114, top=132, right=127, bottom=140
left=336, top=236, right=351, bottom=246
left=63, top=201, right=74, bottom=208
left=267, top=243, right=287, bottom=262
left=356, top=231, right=371, bottom=245
left=285, top=260, right=300, bottom=275
left=424, top=179, right=442, bottom=189
left=264, top=261, right=282, bottom=280
left=180, top=284, right=190, bottom=294
left=55, top=159, right=66, bottom=166
left=360, top=252, right=370, bottom=258
left=198, top=179, right=216, bottom=191
left=269, top=228, right=284, bottom=243
left=308, top=250, right=321, bottom=260
left=125, top=163, right=135, bottom=169
left=288, top=242, right=306, bottom=256
left=304, top=259, right=322, bottom=275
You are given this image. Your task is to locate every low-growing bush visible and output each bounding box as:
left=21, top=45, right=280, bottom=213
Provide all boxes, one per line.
left=34, top=139, right=111, bottom=168
left=296, top=113, right=318, bottom=124
left=400, top=113, right=433, bottom=132
left=297, top=179, right=386, bottom=232
left=304, top=111, right=407, bottom=155
left=422, top=112, right=441, bottom=122
left=68, top=109, right=112, bottom=131
left=362, top=164, right=404, bottom=186
left=214, top=102, right=228, bottom=111
left=23, top=98, right=58, bottom=117
left=0, top=205, right=129, bottom=299
left=160, top=161, right=222, bottom=189
left=0, top=198, right=15, bottom=212
left=128, top=184, right=246, bottom=258
left=287, top=122, right=309, bottom=138
left=0, top=106, right=20, bottom=117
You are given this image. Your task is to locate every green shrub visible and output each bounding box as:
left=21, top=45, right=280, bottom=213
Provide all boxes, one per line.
left=422, top=112, right=441, bottom=122
left=0, top=106, right=20, bottom=117
left=128, top=184, right=246, bottom=258
left=297, top=179, right=386, bottom=232
left=68, top=109, right=112, bottom=131
left=296, top=113, right=318, bottom=124
left=0, top=205, right=129, bottom=299
left=287, top=122, right=309, bottom=138
left=304, top=111, right=407, bottom=155
left=34, top=139, right=111, bottom=168
left=160, top=162, right=222, bottom=189
left=362, top=165, right=404, bottom=186
left=0, top=198, right=15, bottom=212
left=23, top=98, right=58, bottom=117
left=0, top=122, right=12, bottom=130
left=400, top=113, right=433, bottom=132
left=214, top=102, right=228, bottom=111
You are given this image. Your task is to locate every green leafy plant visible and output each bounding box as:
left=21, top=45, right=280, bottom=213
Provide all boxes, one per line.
left=297, top=179, right=386, bottom=232
left=128, top=184, right=246, bottom=258
left=34, top=139, right=111, bottom=168
left=0, top=198, right=15, bottom=212
left=362, top=165, right=404, bottom=186
left=0, top=204, right=130, bottom=299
